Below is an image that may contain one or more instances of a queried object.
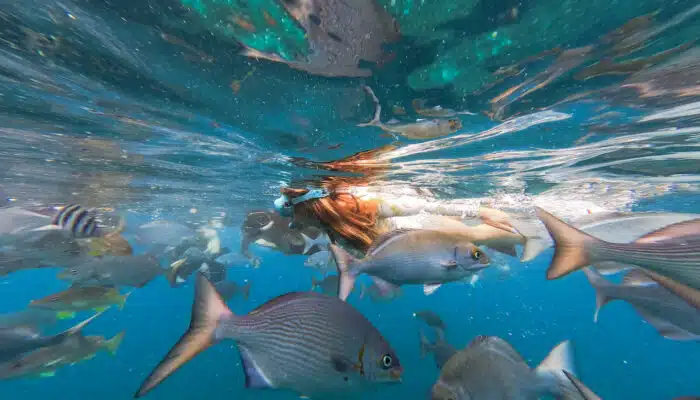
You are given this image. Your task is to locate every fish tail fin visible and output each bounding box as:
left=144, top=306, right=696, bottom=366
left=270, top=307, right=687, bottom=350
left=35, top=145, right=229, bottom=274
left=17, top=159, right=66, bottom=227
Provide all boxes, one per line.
left=134, top=273, right=234, bottom=398
left=56, top=310, right=104, bottom=342
left=535, top=207, right=601, bottom=279
left=106, top=331, right=125, bottom=356
left=166, top=258, right=187, bottom=287
left=535, top=340, right=579, bottom=398
left=582, top=268, right=614, bottom=323
left=119, top=292, right=133, bottom=311
left=358, top=85, right=383, bottom=128
left=300, top=232, right=315, bottom=254
left=508, top=218, right=551, bottom=262
left=330, top=244, right=358, bottom=301
left=418, top=330, right=432, bottom=358
left=242, top=282, right=251, bottom=300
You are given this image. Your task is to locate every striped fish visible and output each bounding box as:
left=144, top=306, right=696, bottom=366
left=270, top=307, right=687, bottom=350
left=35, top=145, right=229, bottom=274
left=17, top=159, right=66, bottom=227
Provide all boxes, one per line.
left=135, top=274, right=402, bottom=398
left=536, top=207, right=700, bottom=310
left=51, top=204, right=100, bottom=238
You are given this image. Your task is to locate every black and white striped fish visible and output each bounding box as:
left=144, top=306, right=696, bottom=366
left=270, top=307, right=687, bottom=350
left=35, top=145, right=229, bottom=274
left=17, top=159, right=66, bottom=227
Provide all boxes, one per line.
left=51, top=204, right=101, bottom=238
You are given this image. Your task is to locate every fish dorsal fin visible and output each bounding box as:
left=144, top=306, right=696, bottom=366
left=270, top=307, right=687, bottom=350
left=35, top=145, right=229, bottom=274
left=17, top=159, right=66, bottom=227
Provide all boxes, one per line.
left=365, top=229, right=416, bottom=256
left=635, top=219, right=700, bottom=244
left=622, top=269, right=656, bottom=286
left=248, top=292, right=321, bottom=316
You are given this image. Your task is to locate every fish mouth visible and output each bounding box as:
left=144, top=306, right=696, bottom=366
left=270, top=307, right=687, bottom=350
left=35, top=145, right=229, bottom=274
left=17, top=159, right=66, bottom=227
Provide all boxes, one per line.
left=389, top=367, right=403, bottom=381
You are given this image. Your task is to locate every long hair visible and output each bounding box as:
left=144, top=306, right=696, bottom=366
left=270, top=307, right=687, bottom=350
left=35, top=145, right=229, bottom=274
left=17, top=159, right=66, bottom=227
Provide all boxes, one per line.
left=282, top=145, right=399, bottom=249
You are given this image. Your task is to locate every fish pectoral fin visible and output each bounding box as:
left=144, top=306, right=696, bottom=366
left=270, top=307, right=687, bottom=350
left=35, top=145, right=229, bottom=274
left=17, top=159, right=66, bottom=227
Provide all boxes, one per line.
left=330, top=354, right=362, bottom=375
left=440, top=260, right=458, bottom=269
left=423, top=284, right=442, bottom=296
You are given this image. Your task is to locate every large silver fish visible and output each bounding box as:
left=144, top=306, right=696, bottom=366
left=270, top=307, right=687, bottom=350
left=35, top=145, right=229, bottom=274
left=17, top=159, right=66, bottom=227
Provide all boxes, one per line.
left=519, top=211, right=700, bottom=265
left=0, top=312, right=101, bottom=363
left=583, top=268, right=700, bottom=340
left=536, top=207, right=700, bottom=310
left=58, top=254, right=163, bottom=288
left=134, top=274, right=402, bottom=398
left=330, top=229, right=490, bottom=301
left=0, top=329, right=123, bottom=380
left=431, top=336, right=583, bottom=400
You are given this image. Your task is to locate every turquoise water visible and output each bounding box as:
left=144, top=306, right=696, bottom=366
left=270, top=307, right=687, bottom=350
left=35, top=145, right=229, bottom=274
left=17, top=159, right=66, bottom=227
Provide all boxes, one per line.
left=1, top=0, right=700, bottom=399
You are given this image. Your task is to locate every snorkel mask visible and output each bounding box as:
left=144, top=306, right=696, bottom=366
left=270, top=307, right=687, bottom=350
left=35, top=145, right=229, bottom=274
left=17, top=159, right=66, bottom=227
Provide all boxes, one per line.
left=274, top=188, right=330, bottom=218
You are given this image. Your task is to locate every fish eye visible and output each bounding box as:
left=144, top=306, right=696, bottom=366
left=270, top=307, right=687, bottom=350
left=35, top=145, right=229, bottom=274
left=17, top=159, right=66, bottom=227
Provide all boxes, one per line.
left=471, top=249, right=481, bottom=260
left=381, top=354, right=393, bottom=369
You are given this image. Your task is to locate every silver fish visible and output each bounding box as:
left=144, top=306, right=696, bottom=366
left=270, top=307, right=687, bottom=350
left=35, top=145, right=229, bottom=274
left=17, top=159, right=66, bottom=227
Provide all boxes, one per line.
left=431, top=336, right=583, bottom=400
left=0, top=206, right=52, bottom=235
left=413, top=310, right=446, bottom=331
left=0, top=312, right=101, bottom=363
left=520, top=211, right=700, bottom=266
left=359, top=86, right=462, bottom=140
left=419, top=329, right=457, bottom=370
left=59, top=254, right=163, bottom=288
left=0, top=329, right=122, bottom=380
left=330, top=229, right=490, bottom=301
left=305, top=250, right=335, bottom=272
left=0, top=309, right=57, bottom=331
left=583, top=268, right=700, bottom=340
left=536, top=207, right=700, bottom=310
left=134, top=274, right=402, bottom=398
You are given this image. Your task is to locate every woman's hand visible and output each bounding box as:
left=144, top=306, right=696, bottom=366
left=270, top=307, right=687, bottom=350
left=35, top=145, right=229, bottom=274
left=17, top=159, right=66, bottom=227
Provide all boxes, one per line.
left=478, top=207, right=517, bottom=233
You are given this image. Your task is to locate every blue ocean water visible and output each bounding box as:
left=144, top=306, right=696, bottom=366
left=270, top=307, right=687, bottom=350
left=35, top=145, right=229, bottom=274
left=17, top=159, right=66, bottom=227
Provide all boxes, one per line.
left=1, top=0, right=700, bottom=399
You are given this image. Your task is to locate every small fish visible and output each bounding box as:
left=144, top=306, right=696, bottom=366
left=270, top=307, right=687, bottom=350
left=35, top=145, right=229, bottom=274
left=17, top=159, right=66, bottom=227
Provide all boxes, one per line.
left=29, top=286, right=130, bottom=315
left=262, top=11, right=277, bottom=27
left=583, top=268, right=700, bottom=340
left=419, top=329, right=457, bottom=370
left=413, top=310, right=446, bottom=331
left=304, top=250, right=335, bottom=272
left=331, top=229, right=490, bottom=301
left=0, top=312, right=101, bottom=363
left=51, top=204, right=101, bottom=238
left=359, top=86, right=462, bottom=140
left=536, top=207, right=700, bottom=310
left=134, top=274, right=402, bottom=398
left=431, top=336, right=583, bottom=400
left=412, top=99, right=476, bottom=118
left=0, top=330, right=123, bottom=380
left=230, top=15, right=256, bottom=32
left=214, top=252, right=252, bottom=268
left=58, top=254, right=163, bottom=288
left=359, top=279, right=403, bottom=303
left=311, top=274, right=341, bottom=296
left=213, top=280, right=251, bottom=301
left=166, top=248, right=227, bottom=287
left=301, top=231, right=330, bottom=254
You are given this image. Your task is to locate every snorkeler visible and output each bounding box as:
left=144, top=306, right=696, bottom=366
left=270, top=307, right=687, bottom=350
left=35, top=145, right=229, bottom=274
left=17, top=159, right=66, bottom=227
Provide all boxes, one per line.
left=240, top=210, right=328, bottom=266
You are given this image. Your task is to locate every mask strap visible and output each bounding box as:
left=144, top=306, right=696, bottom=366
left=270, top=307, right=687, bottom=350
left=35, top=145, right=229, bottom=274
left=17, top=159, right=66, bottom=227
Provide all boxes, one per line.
left=290, top=188, right=330, bottom=205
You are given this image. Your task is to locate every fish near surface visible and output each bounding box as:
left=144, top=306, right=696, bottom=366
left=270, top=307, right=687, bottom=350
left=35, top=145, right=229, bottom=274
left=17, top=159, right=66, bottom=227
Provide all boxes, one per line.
left=359, top=86, right=462, bottom=140
left=134, top=274, right=402, bottom=398
left=431, top=336, right=583, bottom=400
left=59, top=254, right=163, bottom=288
left=583, top=268, right=700, bottom=340
left=536, top=207, right=700, bottom=310
left=519, top=210, right=700, bottom=267
left=0, top=312, right=101, bottom=363
left=331, top=229, right=490, bottom=301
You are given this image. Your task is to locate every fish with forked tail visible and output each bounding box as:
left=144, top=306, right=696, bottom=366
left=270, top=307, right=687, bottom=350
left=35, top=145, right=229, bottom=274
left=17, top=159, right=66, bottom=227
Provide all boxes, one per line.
left=134, top=274, right=402, bottom=398
left=431, top=336, right=586, bottom=400
left=359, top=86, right=463, bottom=140
left=331, top=229, right=490, bottom=301
left=536, top=207, right=700, bottom=310
left=583, top=268, right=700, bottom=340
